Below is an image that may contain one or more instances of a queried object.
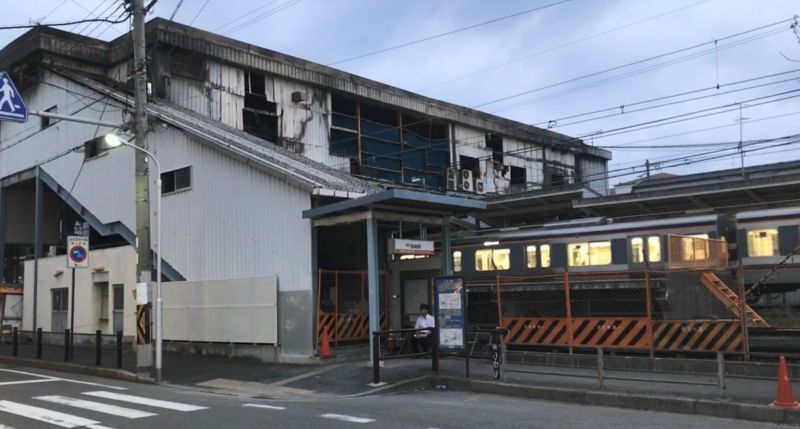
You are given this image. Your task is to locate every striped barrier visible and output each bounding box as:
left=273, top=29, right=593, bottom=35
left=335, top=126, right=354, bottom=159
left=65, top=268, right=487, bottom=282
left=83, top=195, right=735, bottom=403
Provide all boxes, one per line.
left=500, top=317, right=743, bottom=353
left=317, top=311, right=389, bottom=344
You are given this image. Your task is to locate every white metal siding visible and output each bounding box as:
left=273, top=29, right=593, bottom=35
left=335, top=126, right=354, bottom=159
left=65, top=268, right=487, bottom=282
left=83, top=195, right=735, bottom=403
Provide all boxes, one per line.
left=152, top=127, right=313, bottom=290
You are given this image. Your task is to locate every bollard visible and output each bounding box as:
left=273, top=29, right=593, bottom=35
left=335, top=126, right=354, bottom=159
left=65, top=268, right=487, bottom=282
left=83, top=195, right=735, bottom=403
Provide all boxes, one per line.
left=597, top=346, right=604, bottom=386
left=36, top=328, right=42, bottom=359
left=115, top=330, right=123, bottom=369
left=371, top=332, right=380, bottom=385
left=431, top=329, right=439, bottom=373
left=95, top=330, right=102, bottom=367
left=717, top=351, right=726, bottom=395
left=64, top=329, right=70, bottom=362
left=12, top=328, right=17, bottom=357
left=501, top=342, right=507, bottom=382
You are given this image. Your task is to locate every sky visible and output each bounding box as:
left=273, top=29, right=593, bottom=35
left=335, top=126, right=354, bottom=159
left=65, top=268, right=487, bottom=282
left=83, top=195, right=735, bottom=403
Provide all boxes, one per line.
left=1, top=0, right=799, bottom=185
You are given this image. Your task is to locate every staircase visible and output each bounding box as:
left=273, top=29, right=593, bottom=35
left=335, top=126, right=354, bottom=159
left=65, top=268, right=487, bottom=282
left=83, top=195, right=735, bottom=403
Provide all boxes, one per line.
left=699, top=272, right=769, bottom=327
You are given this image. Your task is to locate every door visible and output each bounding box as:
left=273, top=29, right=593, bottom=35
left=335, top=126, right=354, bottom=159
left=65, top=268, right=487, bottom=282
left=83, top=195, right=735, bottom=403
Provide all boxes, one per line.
left=51, top=289, right=68, bottom=333
left=401, top=278, right=430, bottom=328
left=113, top=285, right=124, bottom=334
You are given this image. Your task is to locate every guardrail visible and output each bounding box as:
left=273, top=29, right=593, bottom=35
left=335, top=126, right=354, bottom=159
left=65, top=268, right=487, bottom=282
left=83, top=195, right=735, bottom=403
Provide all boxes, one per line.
left=371, top=328, right=438, bottom=385
left=4, top=328, right=125, bottom=369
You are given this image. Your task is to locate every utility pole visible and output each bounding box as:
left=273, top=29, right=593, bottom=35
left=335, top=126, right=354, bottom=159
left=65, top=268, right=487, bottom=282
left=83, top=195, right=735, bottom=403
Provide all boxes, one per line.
left=131, top=0, right=153, bottom=376
left=645, top=160, right=651, bottom=178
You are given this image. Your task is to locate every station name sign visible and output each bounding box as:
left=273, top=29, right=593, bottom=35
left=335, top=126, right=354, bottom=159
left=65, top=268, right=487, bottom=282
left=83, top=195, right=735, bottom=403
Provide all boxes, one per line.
left=388, top=238, right=435, bottom=255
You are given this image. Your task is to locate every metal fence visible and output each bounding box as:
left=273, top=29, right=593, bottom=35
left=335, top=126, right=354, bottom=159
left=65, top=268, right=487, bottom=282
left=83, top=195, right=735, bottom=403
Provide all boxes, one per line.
left=667, top=234, right=729, bottom=269
left=316, top=270, right=390, bottom=345
left=0, top=328, right=134, bottom=370
left=495, top=269, right=751, bottom=356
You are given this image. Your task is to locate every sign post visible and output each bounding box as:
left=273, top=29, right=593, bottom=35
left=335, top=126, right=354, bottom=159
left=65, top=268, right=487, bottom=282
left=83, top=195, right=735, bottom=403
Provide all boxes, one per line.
left=66, top=235, right=89, bottom=360
left=434, top=276, right=466, bottom=353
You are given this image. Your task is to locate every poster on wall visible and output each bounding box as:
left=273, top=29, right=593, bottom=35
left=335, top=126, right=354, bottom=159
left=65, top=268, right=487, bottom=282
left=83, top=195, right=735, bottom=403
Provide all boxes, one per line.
left=434, top=276, right=465, bottom=350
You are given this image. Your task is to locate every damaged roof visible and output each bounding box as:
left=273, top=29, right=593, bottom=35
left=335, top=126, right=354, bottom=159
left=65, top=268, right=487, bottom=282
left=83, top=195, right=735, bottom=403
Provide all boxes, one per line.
left=0, top=19, right=610, bottom=160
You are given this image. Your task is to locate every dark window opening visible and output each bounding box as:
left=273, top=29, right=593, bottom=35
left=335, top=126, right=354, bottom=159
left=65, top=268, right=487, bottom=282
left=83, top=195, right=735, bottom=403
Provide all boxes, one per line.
left=459, top=155, right=480, bottom=177
left=161, top=166, right=191, bottom=195
left=332, top=94, right=358, bottom=130
left=172, top=50, right=205, bottom=81
left=360, top=102, right=398, bottom=126
left=41, top=105, right=57, bottom=129
left=551, top=172, right=566, bottom=187
left=486, top=133, right=503, bottom=163
left=331, top=128, right=358, bottom=158
left=510, top=166, right=526, bottom=191
left=243, top=72, right=278, bottom=143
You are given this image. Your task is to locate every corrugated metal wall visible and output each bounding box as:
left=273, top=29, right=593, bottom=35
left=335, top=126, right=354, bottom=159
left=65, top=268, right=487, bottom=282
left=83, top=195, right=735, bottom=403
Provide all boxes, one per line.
left=152, top=127, right=313, bottom=291
left=578, top=155, right=609, bottom=195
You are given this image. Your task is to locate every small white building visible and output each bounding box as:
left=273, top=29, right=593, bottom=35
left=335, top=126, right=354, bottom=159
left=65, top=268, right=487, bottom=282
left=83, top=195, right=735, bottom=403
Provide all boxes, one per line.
left=0, top=19, right=609, bottom=360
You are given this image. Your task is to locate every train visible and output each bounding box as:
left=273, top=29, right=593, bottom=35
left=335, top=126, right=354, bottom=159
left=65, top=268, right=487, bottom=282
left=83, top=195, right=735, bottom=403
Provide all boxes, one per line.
left=451, top=206, right=800, bottom=354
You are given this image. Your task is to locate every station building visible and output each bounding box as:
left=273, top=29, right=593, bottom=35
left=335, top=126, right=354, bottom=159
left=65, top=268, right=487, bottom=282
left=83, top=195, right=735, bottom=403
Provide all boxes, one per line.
left=0, top=19, right=609, bottom=360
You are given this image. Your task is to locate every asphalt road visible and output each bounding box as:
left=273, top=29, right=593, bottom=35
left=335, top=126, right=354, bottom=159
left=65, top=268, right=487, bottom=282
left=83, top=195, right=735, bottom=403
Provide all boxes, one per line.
left=0, top=364, right=791, bottom=429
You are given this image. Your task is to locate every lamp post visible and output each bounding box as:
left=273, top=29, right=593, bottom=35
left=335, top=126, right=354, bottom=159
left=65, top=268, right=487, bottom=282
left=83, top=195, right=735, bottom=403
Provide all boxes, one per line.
left=104, top=134, right=163, bottom=382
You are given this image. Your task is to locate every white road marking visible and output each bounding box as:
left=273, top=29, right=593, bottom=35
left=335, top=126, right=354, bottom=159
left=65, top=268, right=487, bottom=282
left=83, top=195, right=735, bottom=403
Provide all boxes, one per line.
left=0, top=400, right=102, bottom=428
left=0, top=379, right=56, bottom=386
left=82, top=391, right=208, bottom=412
left=35, top=395, right=157, bottom=419
left=320, top=413, right=375, bottom=423
left=243, top=403, right=286, bottom=410
left=0, top=369, right=126, bottom=390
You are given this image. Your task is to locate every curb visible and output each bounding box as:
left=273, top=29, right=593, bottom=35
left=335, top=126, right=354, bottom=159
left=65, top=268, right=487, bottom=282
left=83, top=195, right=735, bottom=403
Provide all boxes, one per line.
left=422, top=376, right=800, bottom=425
left=0, top=355, right=154, bottom=384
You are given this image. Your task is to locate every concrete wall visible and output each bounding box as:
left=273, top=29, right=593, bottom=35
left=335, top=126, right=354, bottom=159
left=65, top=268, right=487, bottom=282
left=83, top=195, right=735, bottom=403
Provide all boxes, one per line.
left=22, top=246, right=137, bottom=336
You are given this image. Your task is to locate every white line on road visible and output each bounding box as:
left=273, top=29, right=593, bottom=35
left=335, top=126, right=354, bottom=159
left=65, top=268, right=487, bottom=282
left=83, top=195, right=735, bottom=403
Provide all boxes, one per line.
left=35, top=395, right=157, bottom=419
left=82, top=391, right=208, bottom=412
left=0, top=379, right=56, bottom=386
left=243, top=403, right=287, bottom=410
left=0, top=369, right=126, bottom=390
left=0, top=400, right=102, bottom=428
left=320, top=413, right=375, bottom=423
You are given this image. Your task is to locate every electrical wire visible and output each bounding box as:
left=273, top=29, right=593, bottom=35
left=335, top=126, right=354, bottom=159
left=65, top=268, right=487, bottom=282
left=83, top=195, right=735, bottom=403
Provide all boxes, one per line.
left=0, top=14, right=130, bottom=30
left=188, top=0, right=212, bottom=25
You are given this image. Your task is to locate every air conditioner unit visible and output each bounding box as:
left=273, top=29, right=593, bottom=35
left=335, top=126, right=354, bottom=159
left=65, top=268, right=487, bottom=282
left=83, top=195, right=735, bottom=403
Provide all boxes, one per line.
left=291, top=91, right=308, bottom=103
left=446, top=168, right=459, bottom=190
left=459, top=169, right=473, bottom=192
left=474, top=179, right=486, bottom=194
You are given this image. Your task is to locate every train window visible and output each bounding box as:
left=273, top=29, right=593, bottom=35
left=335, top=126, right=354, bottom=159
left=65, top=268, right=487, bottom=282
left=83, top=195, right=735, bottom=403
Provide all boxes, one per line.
left=568, top=241, right=612, bottom=266
left=648, top=236, right=662, bottom=262
left=526, top=246, right=537, bottom=269
left=680, top=234, right=709, bottom=261
left=631, top=237, right=644, bottom=263
left=747, top=229, right=778, bottom=257
left=475, top=248, right=511, bottom=271
left=540, top=244, right=551, bottom=268
left=453, top=251, right=462, bottom=272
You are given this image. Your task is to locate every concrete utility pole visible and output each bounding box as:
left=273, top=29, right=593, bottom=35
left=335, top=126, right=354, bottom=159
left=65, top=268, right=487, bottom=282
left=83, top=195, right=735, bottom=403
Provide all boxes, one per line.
left=132, top=0, right=153, bottom=375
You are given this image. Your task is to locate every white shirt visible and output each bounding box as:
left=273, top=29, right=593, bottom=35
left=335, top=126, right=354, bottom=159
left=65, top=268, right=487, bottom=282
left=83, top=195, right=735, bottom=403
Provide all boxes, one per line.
left=414, top=313, right=435, bottom=336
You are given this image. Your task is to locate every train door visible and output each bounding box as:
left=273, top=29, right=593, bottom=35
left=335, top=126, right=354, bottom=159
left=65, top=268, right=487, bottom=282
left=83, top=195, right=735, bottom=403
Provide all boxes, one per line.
left=400, top=272, right=434, bottom=328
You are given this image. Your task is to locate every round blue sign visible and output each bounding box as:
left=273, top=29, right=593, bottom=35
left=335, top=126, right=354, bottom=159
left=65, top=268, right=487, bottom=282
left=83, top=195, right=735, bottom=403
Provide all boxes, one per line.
left=69, top=245, right=87, bottom=263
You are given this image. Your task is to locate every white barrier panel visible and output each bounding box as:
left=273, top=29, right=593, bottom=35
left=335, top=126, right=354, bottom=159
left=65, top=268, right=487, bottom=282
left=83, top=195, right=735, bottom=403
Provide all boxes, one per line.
left=162, top=276, right=278, bottom=344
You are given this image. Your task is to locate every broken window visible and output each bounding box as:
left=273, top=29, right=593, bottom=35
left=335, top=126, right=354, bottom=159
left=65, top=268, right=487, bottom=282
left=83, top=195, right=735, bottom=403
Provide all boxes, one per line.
left=331, top=94, right=359, bottom=158
left=171, top=50, right=205, bottom=81
left=485, top=133, right=503, bottom=163
left=41, top=105, right=57, bottom=129
left=161, top=166, right=191, bottom=195
left=551, top=172, right=566, bottom=187
left=243, top=72, right=278, bottom=143
left=84, top=136, right=115, bottom=160
left=459, top=155, right=480, bottom=177
left=510, top=166, right=526, bottom=192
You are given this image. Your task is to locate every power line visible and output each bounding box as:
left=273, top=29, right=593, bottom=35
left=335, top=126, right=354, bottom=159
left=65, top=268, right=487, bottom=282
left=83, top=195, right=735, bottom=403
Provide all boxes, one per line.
left=188, top=0, right=212, bottom=25
left=418, top=0, right=709, bottom=91
left=222, top=0, right=304, bottom=35
left=212, top=0, right=280, bottom=32
left=169, top=0, right=185, bottom=20
left=471, top=17, right=796, bottom=109
left=0, top=14, right=130, bottom=31
left=325, top=0, right=572, bottom=67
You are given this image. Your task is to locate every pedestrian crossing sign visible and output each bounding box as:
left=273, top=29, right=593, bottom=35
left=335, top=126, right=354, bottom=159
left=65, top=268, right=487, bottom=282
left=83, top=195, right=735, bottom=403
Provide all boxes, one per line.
left=0, top=71, right=27, bottom=122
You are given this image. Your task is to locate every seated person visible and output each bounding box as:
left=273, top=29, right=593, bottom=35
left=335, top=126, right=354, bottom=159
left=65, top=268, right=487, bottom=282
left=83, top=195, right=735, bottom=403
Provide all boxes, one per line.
left=411, top=303, right=435, bottom=354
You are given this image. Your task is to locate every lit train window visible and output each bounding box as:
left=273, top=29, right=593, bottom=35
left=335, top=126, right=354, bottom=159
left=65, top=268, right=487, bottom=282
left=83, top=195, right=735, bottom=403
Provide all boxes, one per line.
left=475, top=248, right=511, bottom=271
left=648, top=236, right=662, bottom=262
left=631, top=237, right=644, bottom=263
left=541, top=244, right=551, bottom=268
left=453, top=251, right=462, bottom=272
left=680, top=234, right=709, bottom=261
left=568, top=241, right=612, bottom=266
left=747, top=229, right=778, bottom=257
left=526, top=246, right=537, bottom=269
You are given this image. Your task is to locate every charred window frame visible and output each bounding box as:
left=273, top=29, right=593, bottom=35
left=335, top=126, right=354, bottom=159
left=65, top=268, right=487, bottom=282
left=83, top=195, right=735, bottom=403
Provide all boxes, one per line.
left=161, top=166, right=192, bottom=195
left=485, top=133, right=503, bottom=163
left=242, top=72, right=279, bottom=143
left=84, top=136, right=114, bottom=160
left=510, top=166, right=526, bottom=192
left=41, top=105, right=58, bottom=129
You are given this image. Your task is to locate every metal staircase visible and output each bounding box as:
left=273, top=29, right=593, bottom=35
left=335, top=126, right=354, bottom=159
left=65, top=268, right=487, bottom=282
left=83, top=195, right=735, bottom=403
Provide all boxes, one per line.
left=699, top=272, right=769, bottom=327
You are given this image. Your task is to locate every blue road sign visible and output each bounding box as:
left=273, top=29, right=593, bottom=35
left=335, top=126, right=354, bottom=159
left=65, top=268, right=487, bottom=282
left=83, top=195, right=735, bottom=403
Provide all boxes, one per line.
left=0, top=72, right=27, bottom=122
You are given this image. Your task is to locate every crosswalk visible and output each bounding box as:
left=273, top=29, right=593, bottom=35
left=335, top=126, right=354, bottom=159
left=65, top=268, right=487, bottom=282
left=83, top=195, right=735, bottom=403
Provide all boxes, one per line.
left=0, top=391, right=207, bottom=428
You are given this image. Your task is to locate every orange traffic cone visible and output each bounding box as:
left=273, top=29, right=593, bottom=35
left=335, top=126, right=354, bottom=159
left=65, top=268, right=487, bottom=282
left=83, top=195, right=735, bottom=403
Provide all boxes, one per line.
left=770, top=356, right=800, bottom=409
left=320, top=327, right=332, bottom=359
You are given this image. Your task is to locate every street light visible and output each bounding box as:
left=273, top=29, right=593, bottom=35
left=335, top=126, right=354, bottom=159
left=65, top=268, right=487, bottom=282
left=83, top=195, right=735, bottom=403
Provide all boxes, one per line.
left=104, top=133, right=164, bottom=382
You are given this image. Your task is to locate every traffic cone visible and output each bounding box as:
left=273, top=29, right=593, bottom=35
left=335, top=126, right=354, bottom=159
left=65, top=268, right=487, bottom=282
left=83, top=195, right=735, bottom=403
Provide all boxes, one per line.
left=320, top=326, right=332, bottom=359
left=770, top=356, right=800, bottom=409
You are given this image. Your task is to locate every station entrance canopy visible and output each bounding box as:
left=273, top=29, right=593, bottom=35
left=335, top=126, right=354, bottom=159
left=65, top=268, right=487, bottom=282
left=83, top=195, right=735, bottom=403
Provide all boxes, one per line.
left=302, top=189, right=486, bottom=354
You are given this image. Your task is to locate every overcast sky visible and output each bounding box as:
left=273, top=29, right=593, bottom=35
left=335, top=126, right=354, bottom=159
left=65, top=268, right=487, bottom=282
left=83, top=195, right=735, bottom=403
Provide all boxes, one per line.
left=2, top=0, right=799, bottom=184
